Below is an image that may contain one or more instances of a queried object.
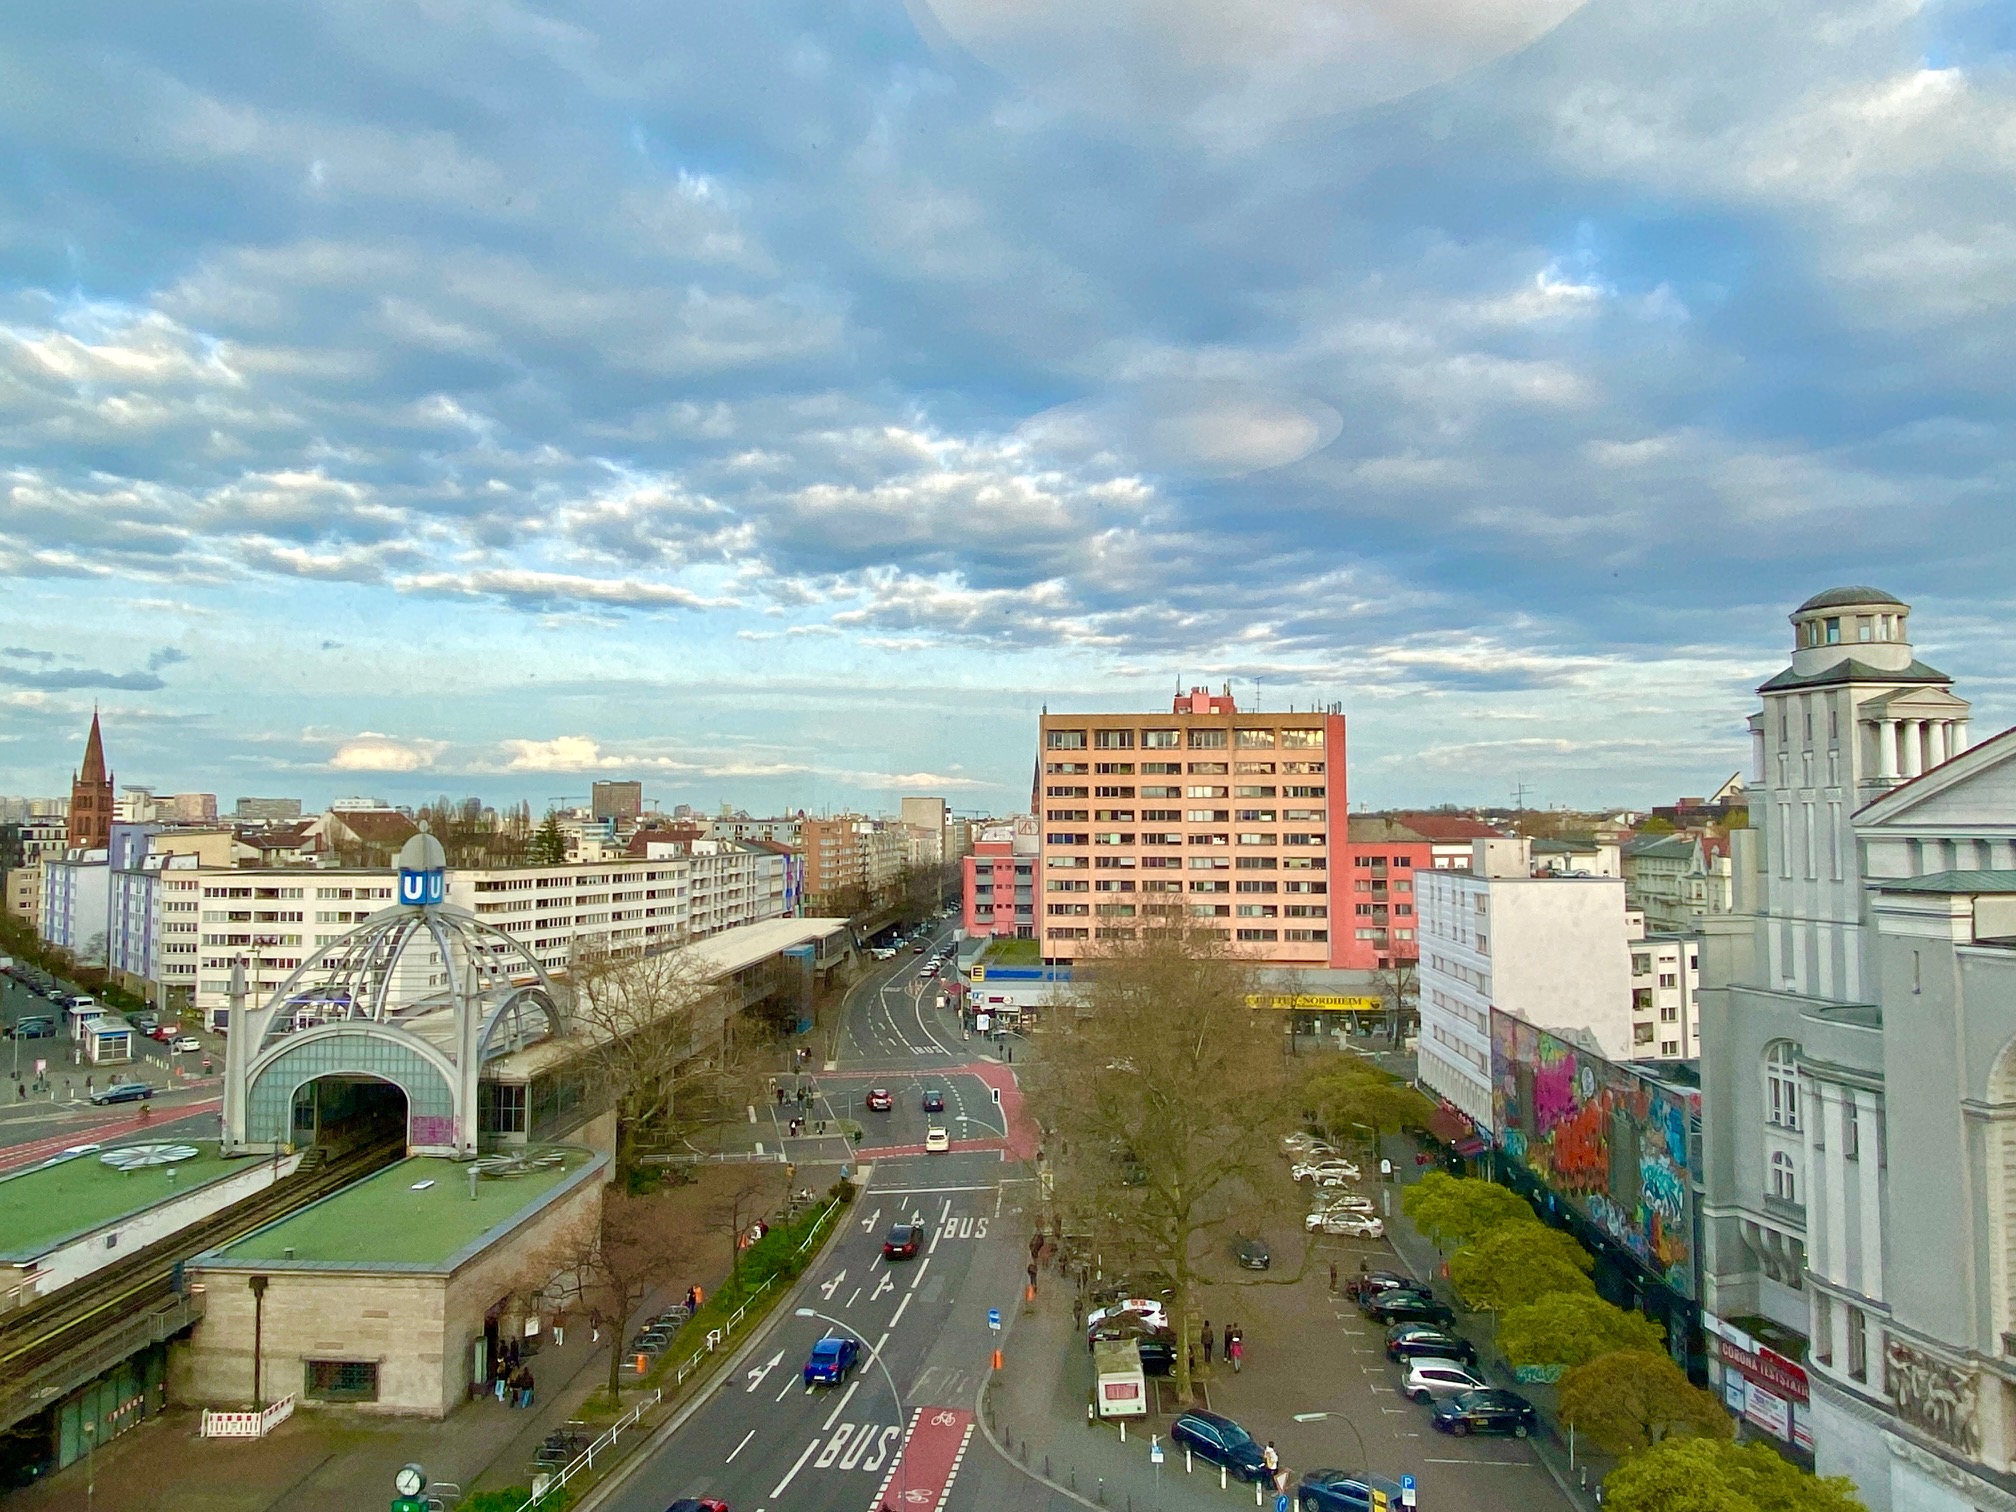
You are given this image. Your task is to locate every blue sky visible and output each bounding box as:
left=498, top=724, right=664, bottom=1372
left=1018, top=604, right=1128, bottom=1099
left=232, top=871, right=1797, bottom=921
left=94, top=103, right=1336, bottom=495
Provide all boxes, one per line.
left=3, top=0, right=2012, bottom=817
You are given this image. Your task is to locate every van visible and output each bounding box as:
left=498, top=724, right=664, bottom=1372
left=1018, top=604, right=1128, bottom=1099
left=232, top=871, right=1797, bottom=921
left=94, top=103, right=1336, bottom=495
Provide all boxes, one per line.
left=1092, top=1336, right=1147, bottom=1420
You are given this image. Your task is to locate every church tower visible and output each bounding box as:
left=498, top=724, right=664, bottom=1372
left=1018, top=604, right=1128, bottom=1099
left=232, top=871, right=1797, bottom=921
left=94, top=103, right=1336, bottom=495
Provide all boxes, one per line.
left=67, top=710, right=113, bottom=851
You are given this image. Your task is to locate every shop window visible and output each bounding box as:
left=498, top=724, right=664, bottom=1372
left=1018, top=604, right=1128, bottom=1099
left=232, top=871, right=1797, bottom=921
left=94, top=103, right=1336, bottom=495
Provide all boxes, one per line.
left=306, top=1360, right=380, bottom=1402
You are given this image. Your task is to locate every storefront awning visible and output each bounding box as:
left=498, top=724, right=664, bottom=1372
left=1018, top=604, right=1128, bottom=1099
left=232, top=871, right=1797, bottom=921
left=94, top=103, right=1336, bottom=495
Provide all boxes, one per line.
left=1427, top=1108, right=1472, bottom=1144
left=1452, top=1136, right=1491, bottom=1158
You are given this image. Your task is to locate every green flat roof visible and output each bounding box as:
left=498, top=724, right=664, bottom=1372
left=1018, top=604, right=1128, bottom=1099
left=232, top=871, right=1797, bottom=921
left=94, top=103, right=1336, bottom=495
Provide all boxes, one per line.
left=211, top=1148, right=598, bottom=1270
left=0, top=1142, right=242, bottom=1260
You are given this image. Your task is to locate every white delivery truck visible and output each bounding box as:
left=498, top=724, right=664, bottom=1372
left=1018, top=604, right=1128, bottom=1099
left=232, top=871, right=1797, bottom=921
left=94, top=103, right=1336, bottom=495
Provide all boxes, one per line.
left=1093, top=1336, right=1148, bottom=1421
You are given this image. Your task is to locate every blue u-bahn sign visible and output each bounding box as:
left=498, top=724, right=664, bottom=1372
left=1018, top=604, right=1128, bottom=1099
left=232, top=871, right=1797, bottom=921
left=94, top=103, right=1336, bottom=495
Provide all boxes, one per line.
left=399, top=866, right=446, bottom=907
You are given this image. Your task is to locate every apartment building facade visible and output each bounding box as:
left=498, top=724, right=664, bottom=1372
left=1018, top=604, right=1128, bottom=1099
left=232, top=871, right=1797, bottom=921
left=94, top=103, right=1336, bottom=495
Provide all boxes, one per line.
left=1629, top=924, right=1702, bottom=1061
left=963, top=816, right=1039, bottom=939
left=1625, top=831, right=1736, bottom=933
left=1036, top=690, right=1351, bottom=968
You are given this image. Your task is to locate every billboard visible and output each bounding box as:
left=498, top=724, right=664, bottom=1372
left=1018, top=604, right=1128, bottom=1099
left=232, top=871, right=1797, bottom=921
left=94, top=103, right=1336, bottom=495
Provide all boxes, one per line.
left=1491, top=1010, right=1699, bottom=1299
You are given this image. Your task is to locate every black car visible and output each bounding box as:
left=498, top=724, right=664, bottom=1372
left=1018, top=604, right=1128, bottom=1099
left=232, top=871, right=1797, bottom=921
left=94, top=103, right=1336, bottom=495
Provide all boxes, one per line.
left=922, top=1089, right=946, bottom=1113
left=1169, top=1410, right=1269, bottom=1483
left=1294, top=1469, right=1410, bottom=1512
left=88, top=1082, right=154, bottom=1106
left=1364, top=1291, right=1455, bottom=1327
left=1433, top=1387, right=1540, bottom=1438
left=882, top=1223, right=921, bottom=1260
left=1386, top=1324, right=1479, bottom=1366
left=1233, top=1236, right=1271, bottom=1271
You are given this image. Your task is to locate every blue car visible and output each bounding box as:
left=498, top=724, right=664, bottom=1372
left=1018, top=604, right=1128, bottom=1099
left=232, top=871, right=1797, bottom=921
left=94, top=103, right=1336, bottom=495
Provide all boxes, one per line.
left=803, top=1335, right=860, bottom=1387
left=1170, top=1410, right=1269, bottom=1483
left=1294, top=1469, right=1411, bottom=1512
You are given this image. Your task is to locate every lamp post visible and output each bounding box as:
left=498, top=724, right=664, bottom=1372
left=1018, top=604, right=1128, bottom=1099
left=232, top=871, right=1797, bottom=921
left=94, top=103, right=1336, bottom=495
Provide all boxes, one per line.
left=795, top=1306, right=907, bottom=1511
left=248, top=1275, right=270, bottom=1409
left=1289, top=1409, right=1369, bottom=1477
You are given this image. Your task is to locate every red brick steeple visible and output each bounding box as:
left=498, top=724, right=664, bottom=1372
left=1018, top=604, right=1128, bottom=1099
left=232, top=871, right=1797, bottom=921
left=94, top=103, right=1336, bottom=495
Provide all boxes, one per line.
left=68, top=709, right=113, bottom=850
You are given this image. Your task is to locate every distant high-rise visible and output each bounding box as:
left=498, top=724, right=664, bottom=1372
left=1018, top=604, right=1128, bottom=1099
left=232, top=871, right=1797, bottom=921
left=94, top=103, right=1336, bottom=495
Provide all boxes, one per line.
left=235, top=796, right=304, bottom=825
left=67, top=711, right=113, bottom=851
left=592, top=780, right=643, bottom=823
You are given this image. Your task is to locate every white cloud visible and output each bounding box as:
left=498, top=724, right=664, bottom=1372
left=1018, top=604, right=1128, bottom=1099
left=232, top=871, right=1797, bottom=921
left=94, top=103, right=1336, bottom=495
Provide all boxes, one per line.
left=329, top=733, right=446, bottom=771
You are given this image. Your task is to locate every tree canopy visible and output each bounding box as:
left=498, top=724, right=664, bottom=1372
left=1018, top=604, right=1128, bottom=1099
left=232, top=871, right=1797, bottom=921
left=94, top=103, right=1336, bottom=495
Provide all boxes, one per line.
left=1029, top=926, right=1290, bottom=1402
left=1400, top=1172, right=1536, bottom=1250
left=1498, top=1290, right=1668, bottom=1368
left=1559, top=1350, right=1732, bottom=1456
left=1603, top=1436, right=1866, bottom=1512
left=1302, top=1058, right=1435, bottom=1154
left=1447, top=1220, right=1595, bottom=1313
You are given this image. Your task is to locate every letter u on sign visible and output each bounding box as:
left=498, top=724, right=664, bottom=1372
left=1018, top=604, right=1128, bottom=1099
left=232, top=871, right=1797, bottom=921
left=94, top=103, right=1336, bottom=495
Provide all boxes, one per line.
left=400, top=869, right=445, bottom=906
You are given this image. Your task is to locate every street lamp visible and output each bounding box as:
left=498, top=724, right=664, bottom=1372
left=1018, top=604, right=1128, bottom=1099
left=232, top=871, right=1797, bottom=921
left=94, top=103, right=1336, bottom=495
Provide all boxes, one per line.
left=795, top=1306, right=907, bottom=1512
left=1290, top=1410, right=1369, bottom=1477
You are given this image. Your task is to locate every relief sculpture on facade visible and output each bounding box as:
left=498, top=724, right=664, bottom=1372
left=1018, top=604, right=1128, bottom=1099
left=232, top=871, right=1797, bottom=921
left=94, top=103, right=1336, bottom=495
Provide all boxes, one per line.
left=1884, top=1337, right=1982, bottom=1457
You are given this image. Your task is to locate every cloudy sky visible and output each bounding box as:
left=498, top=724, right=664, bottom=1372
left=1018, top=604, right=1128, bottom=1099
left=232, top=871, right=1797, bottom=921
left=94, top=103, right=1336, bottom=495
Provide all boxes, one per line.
left=3, top=0, right=2012, bottom=817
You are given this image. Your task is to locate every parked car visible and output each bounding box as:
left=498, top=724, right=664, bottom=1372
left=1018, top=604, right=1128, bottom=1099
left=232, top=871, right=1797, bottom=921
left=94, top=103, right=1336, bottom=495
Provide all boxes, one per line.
left=1385, top=1325, right=1479, bottom=1367
left=1355, top=1270, right=1426, bottom=1298
left=865, top=1088, right=893, bottom=1112
left=803, top=1335, right=861, bottom=1387
left=1432, top=1387, right=1539, bottom=1438
left=1086, top=1314, right=1175, bottom=1376
left=664, top=1498, right=729, bottom=1511
left=1233, top=1236, right=1272, bottom=1271
left=924, top=1126, right=950, bottom=1153
left=1086, top=1299, right=1169, bottom=1334
left=1309, top=1195, right=1379, bottom=1218
left=1294, top=1470, right=1411, bottom=1512
left=1364, top=1291, right=1455, bottom=1327
left=1169, top=1410, right=1270, bottom=1483
left=1306, top=1211, right=1385, bottom=1238
left=922, top=1089, right=946, bottom=1113
left=1401, top=1359, right=1489, bottom=1403
left=882, top=1223, right=921, bottom=1261
left=89, top=1082, right=154, bottom=1106
left=1293, top=1162, right=1361, bottom=1186
left=172, top=1036, right=202, bottom=1053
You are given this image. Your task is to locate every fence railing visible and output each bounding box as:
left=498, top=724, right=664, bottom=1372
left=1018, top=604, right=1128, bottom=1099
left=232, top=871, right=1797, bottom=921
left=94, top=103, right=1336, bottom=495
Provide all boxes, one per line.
left=516, top=1388, right=660, bottom=1511
left=200, top=1393, right=295, bottom=1439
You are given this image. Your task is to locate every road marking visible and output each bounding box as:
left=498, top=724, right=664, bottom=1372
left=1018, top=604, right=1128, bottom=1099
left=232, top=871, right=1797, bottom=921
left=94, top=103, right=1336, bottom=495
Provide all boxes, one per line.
left=772, top=1436, right=822, bottom=1497
left=727, top=1428, right=756, bottom=1463
left=909, top=1256, right=932, bottom=1290
left=847, top=1287, right=862, bottom=1308
left=823, top=1376, right=862, bottom=1430
left=864, top=1184, right=997, bottom=1196
left=776, top=1379, right=796, bottom=1402
left=889, top=1292, right=912, bottom=1329
left=861, top=1207, right=882, bottom=1233
left=746, top=1349, right=784, bottom=1393
left=872, top=1274, right=895, bottom=1301
left=822, top=1269, right=848, bottom=1299
left=1422, top=1458, right=1534, bottom=1466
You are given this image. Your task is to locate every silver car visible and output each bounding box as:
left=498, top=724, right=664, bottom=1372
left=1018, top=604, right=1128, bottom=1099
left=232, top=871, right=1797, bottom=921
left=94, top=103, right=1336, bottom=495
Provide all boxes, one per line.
left=1401, top=1359, right=1487, bottom=1404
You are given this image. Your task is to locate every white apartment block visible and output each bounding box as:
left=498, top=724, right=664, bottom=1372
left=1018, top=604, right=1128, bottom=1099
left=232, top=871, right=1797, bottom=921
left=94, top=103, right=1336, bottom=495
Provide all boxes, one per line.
left=638, top=837, right=789, bottom=939
left=1628, top=920, right=1702, bottom=1060
left=1417, top=836, right=1634, bottom=1131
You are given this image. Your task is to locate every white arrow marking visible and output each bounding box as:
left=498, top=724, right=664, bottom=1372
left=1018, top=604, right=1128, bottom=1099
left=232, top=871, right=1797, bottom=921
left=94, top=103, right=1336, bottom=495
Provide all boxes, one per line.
left=872, top=1273, right=895, bottom=1301
left=860, top=1207, right=881, bottom=1234
left=821, top=1268, right=847, bottom=1300
left=745, top=1349, right=784, bottom=1392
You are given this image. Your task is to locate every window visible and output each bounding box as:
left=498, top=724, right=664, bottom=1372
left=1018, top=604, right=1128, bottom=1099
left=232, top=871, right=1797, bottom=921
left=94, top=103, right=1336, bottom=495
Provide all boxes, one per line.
left=1846, top=1307, right=1867, bottom=1382
left=1279, top=728, right=1323, bottom=748
left=1142, top=729, right=1179, bottom=748
left=1235, top=787, right=1277, bottom=799
left=1634, top=1023, right=1656, bottom=1045
left=1188, top=728, right=1228, bottom=749
left=1095, top=729, right=1134, bottom=749
left=1236, top=928, right=1278, bottom=941
left=1235, top=763, right=1276, bottom=775
left=1770, top=1151, right=1799, bottom=1204
left=1236, top=880, right=1277, bottom=893
left=1094, top=809, right=1134, bottom=821
left=1048, top=879, right=1088, bottom=892
left=1186, top=787, right=1229, bottom=799
left=1844, top=1097, right=1860, bottom=1159
left=306, top=1360, right=379, bottom=1402
left=1095, top=764, right=1135, bottom=776
left=1188, top=762, right=1228, bottom=775
left=1659, top=1004, right=1678, bottom=1022
left=1632, top=953, right=1652, bottom=974
left=1047, top=729, right=1087, bottom=749
left=1766, top=1041, right=1801, bottom=1129
left=1046, top=785, right=1088, bottom=798
left=1047, top=761, right=1089, bottom=774
left=1235, top=904, right=1277, bottom=918
left=1236, top=856, right=1277, bottom=870
left=1236, top=728, right=1277, bottom=747
left=1143, top=761, right=1181, bottom=774
left=1658, top=972, right=1678, bottom=988
left=1825, top=616, right=1841, bottom=645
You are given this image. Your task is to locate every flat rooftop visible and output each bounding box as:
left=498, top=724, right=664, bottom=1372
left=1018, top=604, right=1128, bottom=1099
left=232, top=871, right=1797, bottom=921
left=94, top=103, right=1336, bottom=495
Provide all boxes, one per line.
left=0, top=1141, right=243, bottom=1261
left=206, top=1147, right=599, bottom=1271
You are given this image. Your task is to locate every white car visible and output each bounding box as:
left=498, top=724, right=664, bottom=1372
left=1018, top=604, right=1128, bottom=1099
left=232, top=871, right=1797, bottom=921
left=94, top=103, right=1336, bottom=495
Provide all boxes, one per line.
left=172, top=1036, right=202, bottom=1053
left=1401, top=1359, right=1488, bottom=1403
left=1086, top=1300, right=1169, bottom=1333
left=1281, top=1132, right=1328, bottom=1155
left=1311, top=1192, right=1378, bottom=1216
left=1306, top=1210, right=1386, bottom=1238
left=1293, top=1161, right=1361, bottom=1184
left=924, top=1126, right=951, bottom=1153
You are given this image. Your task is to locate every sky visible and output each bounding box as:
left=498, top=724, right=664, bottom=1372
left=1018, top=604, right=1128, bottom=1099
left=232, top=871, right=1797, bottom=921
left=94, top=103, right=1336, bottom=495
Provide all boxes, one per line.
left=3, top=0, right=2014, bottom=818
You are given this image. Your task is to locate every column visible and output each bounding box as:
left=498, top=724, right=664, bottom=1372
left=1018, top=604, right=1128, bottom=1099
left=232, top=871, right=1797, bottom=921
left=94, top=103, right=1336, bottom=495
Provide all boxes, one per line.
left=1953, top=720, right=1971, bottom=755
left=1902, top=720, right=1924, bottom=778
left=1876, top=719, right=1899, bottom=781
left=1929, top=720, right=1949, bottom=769
left=221, top=958, right=250, bottom=1152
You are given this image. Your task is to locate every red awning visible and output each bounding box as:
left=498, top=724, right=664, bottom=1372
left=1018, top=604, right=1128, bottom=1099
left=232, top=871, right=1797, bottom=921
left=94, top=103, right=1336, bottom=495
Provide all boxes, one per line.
left=1452, top=1136, right=1491, bottom=1158
left=1427, top=1107, right=1472, bottom=1144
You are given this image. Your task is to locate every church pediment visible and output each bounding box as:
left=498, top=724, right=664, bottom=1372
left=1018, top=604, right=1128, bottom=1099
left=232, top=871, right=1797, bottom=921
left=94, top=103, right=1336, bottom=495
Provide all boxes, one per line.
left=1857, top=725, right=2016, bottom=830
left=1859, top=686, right=1972, bottom=718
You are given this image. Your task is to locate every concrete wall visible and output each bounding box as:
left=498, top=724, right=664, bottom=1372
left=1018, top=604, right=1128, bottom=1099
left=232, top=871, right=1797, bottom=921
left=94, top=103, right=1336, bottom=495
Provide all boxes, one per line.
left=1494, top=877, right=1633, bottom=1060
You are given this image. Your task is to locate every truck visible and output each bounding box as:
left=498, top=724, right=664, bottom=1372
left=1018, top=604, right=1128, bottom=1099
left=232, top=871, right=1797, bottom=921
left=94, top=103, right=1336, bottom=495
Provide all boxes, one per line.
left=1093, top=1336, right=1148, bottom=1421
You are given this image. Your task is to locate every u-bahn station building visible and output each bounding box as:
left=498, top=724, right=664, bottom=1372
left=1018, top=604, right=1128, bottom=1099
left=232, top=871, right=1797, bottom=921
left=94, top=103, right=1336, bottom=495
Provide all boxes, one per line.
left=0, top=833, right=851, bottom=1480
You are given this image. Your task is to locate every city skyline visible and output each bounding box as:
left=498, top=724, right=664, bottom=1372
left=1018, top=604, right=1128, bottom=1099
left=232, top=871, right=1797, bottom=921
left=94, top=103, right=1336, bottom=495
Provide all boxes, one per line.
left=4, top=1, right=2011, bottom=812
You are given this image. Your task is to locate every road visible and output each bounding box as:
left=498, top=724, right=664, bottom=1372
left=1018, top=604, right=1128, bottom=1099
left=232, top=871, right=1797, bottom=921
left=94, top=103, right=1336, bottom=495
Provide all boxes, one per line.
left=596, top=920, right=1060, bottom=1512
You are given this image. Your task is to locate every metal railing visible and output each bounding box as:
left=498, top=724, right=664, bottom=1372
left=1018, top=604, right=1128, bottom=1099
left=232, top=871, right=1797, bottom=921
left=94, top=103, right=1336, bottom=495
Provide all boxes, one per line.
left=513, top=1389, right=661, bottom=1511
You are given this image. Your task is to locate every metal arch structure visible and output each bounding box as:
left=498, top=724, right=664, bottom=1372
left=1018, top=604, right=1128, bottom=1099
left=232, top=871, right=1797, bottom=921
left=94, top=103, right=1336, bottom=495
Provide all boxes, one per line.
left=221, top=831, right=566, bottom=1159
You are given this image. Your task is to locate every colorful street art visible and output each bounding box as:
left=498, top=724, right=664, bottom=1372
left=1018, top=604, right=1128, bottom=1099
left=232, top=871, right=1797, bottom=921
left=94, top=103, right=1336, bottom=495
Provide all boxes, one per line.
left=1491, top=1010, right=1699, bottom=1299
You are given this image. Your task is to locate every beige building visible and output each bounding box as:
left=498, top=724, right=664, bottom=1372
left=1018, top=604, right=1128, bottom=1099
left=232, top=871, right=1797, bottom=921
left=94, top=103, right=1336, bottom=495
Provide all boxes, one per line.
left=4, top=862, right=40, bottom=931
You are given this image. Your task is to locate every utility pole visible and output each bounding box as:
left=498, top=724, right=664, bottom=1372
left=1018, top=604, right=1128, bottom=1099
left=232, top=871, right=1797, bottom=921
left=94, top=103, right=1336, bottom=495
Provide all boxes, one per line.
left=1511, top=780, right=1532, bottom=830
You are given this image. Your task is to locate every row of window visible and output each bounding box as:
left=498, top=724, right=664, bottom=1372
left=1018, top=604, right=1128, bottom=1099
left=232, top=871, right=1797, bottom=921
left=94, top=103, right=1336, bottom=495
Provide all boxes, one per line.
left=1046, top=759, right=1326, bottom=775
left=1047, top=833, right=1327, bottom=848
left=1048, top=727, right=1326, bottom=750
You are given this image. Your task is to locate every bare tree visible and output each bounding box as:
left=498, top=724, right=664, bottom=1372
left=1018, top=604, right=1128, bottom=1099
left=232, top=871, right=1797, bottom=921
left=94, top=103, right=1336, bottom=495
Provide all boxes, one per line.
left=707, top=1170, right=778, bottom=1301
left=1027, top=926, right=1293, bottom=1403
left=1370, top=959, right=1418, bottom=1045
left=551, top=1191, right=685, bottom=1403
left=569, top=942, right=756, bottom=1175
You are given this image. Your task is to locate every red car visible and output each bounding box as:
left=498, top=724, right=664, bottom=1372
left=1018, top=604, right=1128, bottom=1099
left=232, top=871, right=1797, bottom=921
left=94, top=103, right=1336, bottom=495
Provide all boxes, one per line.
left=883, top=1223, right=921, bottom=1260
left=865, top=1088, right=893, bottom=1111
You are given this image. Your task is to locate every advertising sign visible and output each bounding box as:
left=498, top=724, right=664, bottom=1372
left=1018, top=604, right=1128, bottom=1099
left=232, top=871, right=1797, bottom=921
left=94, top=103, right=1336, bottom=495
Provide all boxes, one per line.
left=1491, top=1010, right=1700, bottom=1299
left=1243, top=993, right=1380, bottom=1012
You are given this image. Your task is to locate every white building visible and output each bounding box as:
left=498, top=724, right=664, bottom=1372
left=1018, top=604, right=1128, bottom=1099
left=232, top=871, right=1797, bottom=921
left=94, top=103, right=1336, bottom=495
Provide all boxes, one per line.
left=40, top=849, right=111, bottom=964
left=1417, top=836, right=1634, bottom=1130
left=1628, top=921, right=1702, bottom=1061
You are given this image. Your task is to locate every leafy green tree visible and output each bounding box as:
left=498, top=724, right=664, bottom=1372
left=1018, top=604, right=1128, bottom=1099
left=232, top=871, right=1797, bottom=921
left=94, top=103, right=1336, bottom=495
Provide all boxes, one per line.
left=1303, top=1059, right=1435, bottom=1158
left=1401, top=1172, right=1535, bottom=1249
left=1559, top=1350, right=1731, bottom=1456
left=532, top=810, right=568, bottom=865
left=1499, top=1290, right=1667, bottom=1368
left=1604, top=1436, right=1866, bottom=1512
left=1448, top=1220, right=1594, bottom=1312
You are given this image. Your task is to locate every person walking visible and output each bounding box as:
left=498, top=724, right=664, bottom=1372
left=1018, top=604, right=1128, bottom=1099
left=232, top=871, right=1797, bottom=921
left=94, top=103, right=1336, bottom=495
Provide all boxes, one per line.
left=1263, top=1442, right=1283, bottom=1492
left=1201, top=1321, right=1215, bottom=1366
left=1226, top=1326, right=1244, bottom=1373
left=1071, top=1294, right=1083, bottom=1328
left=1329, top=1259, right=1338, bottom=1293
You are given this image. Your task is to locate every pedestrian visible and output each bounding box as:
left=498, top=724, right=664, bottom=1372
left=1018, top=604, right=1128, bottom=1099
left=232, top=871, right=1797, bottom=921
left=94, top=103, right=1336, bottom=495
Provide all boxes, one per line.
left=776, top=1086, right=787, bottom=1105
left=1201, top=1320, right=1214, bottom=1365
left=521, top=1366, right=536, bottom=1409
left=1072, top=1294, right=1083, bottom=1328
left=1329, top=1260, right=1338, bottom=1293
left=1227, top=1326, right=1243, bottom=1373
left=1262, top=1441, right=1280, bottom=1484
left=85, top=1075, right=93, bottom=1094
left=1027, top=1260, right=1038, bottom=1294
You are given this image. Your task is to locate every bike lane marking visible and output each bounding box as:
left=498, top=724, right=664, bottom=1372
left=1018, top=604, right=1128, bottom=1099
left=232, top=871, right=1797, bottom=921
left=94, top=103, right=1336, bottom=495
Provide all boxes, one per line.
left=865, top=1406, right=974, bottom=1512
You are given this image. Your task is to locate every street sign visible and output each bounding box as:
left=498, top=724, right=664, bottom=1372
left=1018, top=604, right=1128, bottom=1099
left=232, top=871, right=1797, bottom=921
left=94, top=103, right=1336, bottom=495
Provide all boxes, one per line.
left=990, top=1087, right=1001, bottom=1105
left=971, top=964, right=986, bottom=982
left=1400, top=1473, right=1417, bottom=1507
left=1150, top=1442, right=1164, bottom=1464
left=988, top=1308, right=1001, bottom=1331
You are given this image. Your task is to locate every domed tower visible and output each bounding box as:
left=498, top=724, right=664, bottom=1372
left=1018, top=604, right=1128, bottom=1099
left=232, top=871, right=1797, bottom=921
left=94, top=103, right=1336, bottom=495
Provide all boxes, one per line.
left=221, top=825, right=566, bottom=1158
left=1751, top=587, right=1970, bottom=1005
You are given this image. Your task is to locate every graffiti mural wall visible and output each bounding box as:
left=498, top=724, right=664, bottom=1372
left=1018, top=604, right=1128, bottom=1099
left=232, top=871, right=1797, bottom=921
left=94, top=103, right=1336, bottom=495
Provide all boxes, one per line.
left=1491, top=1009, right=1700, bottom=1299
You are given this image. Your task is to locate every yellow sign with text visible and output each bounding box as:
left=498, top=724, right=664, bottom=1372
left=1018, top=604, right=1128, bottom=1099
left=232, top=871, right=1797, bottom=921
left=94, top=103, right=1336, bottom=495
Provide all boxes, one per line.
left=1245, top=993, right=1382, bottom=1012
left=971, top=964, right=986, bottom=982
